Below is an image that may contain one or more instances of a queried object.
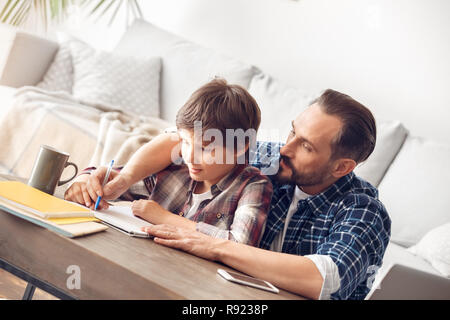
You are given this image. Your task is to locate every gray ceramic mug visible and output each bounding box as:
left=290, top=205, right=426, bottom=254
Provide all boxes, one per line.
left=28, top=145, right=78, bottom=195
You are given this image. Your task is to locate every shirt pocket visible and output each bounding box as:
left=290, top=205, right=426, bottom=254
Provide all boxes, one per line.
left=200, top=211, right=233, bottom=230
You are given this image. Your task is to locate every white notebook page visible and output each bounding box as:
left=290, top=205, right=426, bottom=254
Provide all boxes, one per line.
left=94, top=205, right=152, bottom=237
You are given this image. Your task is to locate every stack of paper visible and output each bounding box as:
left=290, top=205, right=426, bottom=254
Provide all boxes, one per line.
left=0, top=181, right=107, bottom=237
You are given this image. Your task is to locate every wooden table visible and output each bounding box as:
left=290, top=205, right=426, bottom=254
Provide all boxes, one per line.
left=0, top=175, right=303, bottom=300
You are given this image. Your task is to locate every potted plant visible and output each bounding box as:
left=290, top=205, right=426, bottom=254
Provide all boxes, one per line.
left=0, top=0, right=142, bottom=30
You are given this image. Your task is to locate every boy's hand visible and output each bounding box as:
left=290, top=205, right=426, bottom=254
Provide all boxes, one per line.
left=86, top=168, right=133, bottom=210
left=132, top=199, right=171, bottom=224
left=65, top=168, right=133, bottom=210
left=64, top=174, right=92, bottom=206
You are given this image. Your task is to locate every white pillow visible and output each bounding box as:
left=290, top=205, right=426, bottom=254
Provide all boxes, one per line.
left=115, top=19, right=258, bottom=123
left=354, top=120, right=408, bottom=187
left=408, top=223, right=450, bottom=278
left=378, top=136, right=450, bottom=247
left=36, top=40, right=73, bottom=93
left=247, top=73, right=317, bottom=142
left=70, top=40, right=161, bottom=118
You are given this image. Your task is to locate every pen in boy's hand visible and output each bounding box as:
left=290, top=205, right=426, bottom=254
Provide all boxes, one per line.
left=94, top=159, right=114, bottom=211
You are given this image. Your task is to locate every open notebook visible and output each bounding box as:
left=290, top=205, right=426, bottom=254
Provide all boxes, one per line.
left=94, top=205, right=153, bottom=238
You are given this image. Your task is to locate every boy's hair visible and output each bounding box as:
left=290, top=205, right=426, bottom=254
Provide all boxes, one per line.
left=176, top=78, right=261, bottom=142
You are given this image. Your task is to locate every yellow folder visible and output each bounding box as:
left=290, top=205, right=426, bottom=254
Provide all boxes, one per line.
left=0, top=181, right=94, bottom=219
left=48, top=217, right=100, bottom=225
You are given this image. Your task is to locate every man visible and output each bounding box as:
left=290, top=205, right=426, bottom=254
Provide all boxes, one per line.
left=65, top=89, right=391, bottom=300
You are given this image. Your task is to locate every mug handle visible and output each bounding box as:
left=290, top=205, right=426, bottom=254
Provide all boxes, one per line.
left=58, top=162, right=79, bottom=186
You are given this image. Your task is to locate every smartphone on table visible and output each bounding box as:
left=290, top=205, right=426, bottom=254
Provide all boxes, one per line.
left=217, top=269, right=279, bottom=294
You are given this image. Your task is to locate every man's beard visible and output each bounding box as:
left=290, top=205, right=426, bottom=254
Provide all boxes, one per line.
left=276, top=155, right=332, bottom=187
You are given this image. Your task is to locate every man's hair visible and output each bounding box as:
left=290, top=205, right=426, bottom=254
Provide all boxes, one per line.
left=176, top=78, right=261, bottom=140
left=312, top=89, right=376, bottom=164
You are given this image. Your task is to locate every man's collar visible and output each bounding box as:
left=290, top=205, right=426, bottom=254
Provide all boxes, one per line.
left=306, top=172, right=355, bottom=215
left=276, top=172, right=356, bottom=215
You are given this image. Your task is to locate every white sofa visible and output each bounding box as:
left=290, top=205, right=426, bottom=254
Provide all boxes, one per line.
left=0, top=19, right=449, bottom=298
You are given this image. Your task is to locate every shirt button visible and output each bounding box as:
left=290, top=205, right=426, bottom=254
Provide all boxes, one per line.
left=179, top=211, right=184, bottom=217
left=216, top=213, right=222, bottom=219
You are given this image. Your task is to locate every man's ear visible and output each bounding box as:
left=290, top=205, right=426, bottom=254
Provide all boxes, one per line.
left=331, top=158, right=357, bottom=179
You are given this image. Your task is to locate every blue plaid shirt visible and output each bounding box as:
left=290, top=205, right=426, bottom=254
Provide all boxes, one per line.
left=249, top=142, right=391, bottom=300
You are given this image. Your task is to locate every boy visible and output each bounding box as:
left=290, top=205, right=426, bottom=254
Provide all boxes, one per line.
left=67, top=79, right=272, bottom=246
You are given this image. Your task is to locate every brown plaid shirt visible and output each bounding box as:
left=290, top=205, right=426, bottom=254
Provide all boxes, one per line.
left=83, top=164, right=272, bottom=246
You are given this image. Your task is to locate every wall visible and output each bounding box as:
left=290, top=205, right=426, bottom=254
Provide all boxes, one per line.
left=3, top=0, right=449, bottom=142
left=137, top=0, right=450, bottom=143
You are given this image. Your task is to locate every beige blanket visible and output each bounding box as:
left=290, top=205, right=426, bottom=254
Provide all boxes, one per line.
left=0, top=86, right=172, bottom=180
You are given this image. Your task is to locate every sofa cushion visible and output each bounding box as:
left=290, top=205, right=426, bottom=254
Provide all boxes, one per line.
left=37, top=40, right=73, bottom=93
left=408, top=223, right=450, bottom=277
left=354, top=120, right=408, bottom=187
left=378, top=136, right=450, bottom=247
left=70, top=39, right=161, bottom=118
left=380, top=242, right=440, bottom=277
left=0, top=27, right=58, bottom=88
left=247, top=73, right=316, bottom=141
left=115, top=19, right=259, bottom=123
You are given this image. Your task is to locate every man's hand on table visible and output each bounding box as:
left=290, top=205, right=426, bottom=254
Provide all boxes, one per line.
left=142, top=224, right=226, bottom=261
